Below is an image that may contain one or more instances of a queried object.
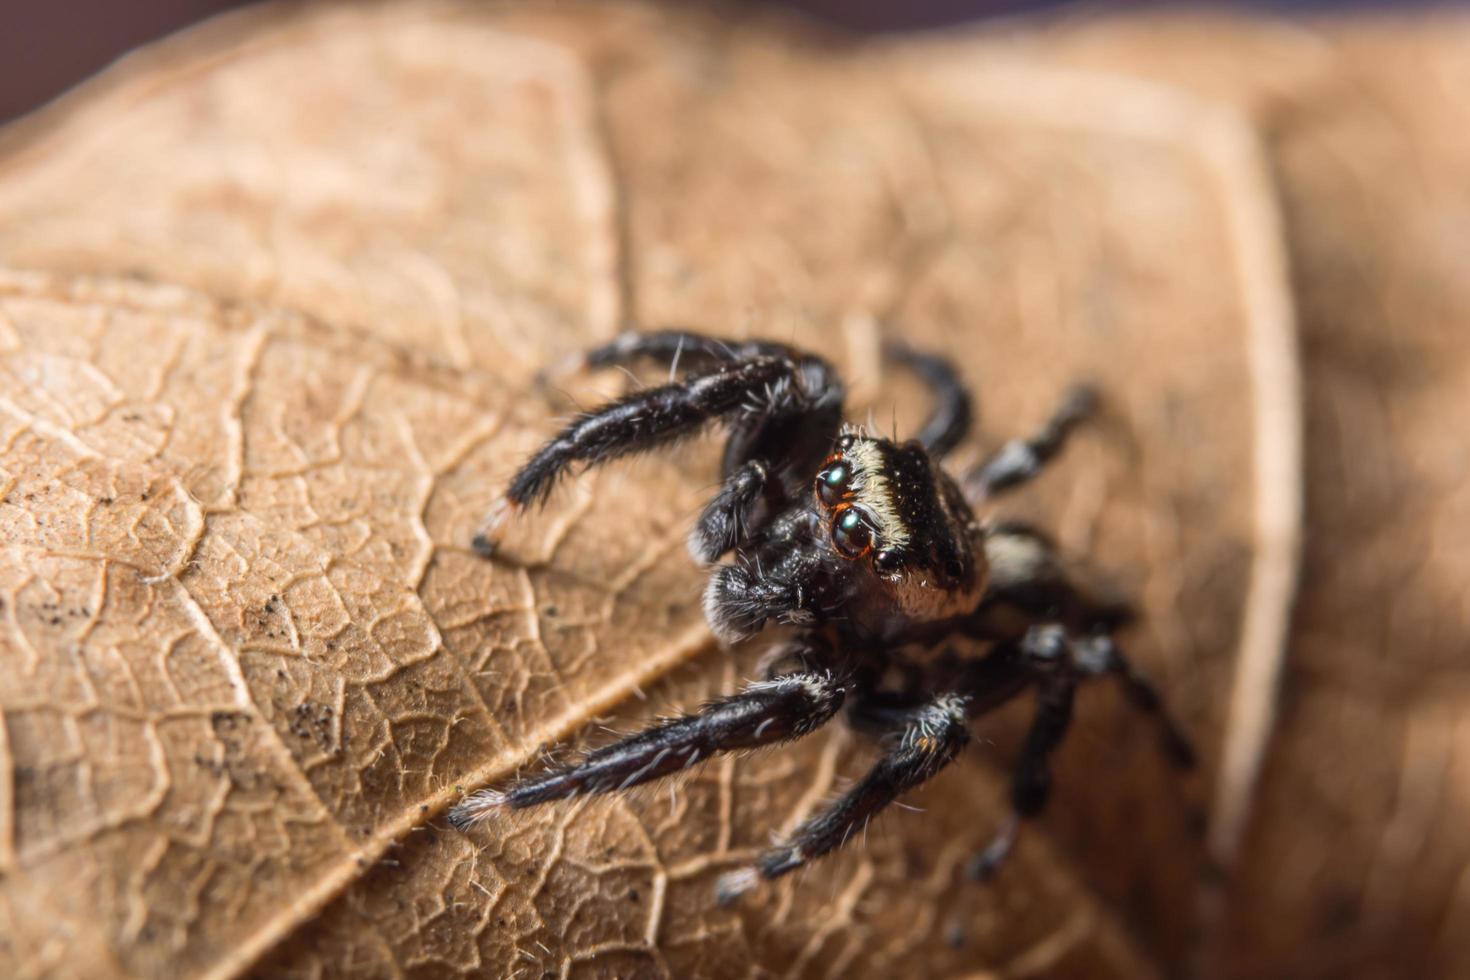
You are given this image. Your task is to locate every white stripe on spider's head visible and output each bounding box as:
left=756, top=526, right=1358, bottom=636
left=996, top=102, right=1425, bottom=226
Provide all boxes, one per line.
left=840, top=436, right=911, bottom=550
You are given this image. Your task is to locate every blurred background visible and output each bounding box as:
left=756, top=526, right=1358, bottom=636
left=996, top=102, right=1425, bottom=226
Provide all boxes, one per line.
left=2, top=0, right=1458, bottom=125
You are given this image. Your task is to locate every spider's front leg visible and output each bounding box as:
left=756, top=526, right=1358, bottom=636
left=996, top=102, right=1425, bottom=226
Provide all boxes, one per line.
left=473, top=356, right=794, bottom=554
left=579, top=329, right=802, bottom=375
left=475, top=332, right=843, bottom=557
left=448, top=649, right=845, bottom=829
left=715, top=692, right=972, bottom=904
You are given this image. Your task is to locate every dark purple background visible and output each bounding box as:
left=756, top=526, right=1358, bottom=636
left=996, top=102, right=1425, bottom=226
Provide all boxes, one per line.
left=0, top=1, right=1459, bottom=125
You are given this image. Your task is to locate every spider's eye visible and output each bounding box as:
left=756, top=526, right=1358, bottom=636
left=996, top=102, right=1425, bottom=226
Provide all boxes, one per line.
left=944, top=558, right=966, bottom=581
left=832, top=508, right=873, bottom=558
left=874, top=549, right=902, bottom=574
left=815, top=463, right=851, bottom=507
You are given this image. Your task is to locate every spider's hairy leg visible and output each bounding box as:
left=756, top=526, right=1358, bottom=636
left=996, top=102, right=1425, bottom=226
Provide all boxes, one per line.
left=577, top=331, right=845, bottom=446
left=533, top=329, right=744, bottom=388
left=448, top=671, right=845, bottom=829
left=883, top=340, right=973, bottom=459
left=968, top=627, right=1078, bottom=881
left=689, top=458, right=769, bottom=563
left=715, top=693, right=971, bottom=905
left=964, top=383, right=1097, bottom=500
left=471, top=357, right=794, bottom=555
left=511, top=330, right=845, bottom=560
left=1074, top=633, right=1196, bottom=769
left=582, top=330, right=789, bottom=374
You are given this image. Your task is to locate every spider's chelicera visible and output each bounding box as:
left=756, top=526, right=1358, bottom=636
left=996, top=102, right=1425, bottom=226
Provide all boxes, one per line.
left=450, top=330, right=1194, bottom=903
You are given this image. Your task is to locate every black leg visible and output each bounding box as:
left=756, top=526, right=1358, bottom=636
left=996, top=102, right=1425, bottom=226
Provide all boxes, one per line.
left=964, top=384, right=1096, bottom=499
left=1073, top=634, right=1196, bottom=770
left=448, top=671, right=846, bottom=829
left=689, top=459, right=770, bottom=563
left=965, top=625, right=1194, bottom=881
left=884, top=340, right=972, bottom=459
left=968, top=665, right=1076, bottom=881
left=479, top=333, right=847, bottom=556
left=715, top=693, right=971, bottom=904
left=583, top=330, right=795, bottom=374
left=474, top=357, right=800, bottom=553
left=579, top=332, right=847, bottom=450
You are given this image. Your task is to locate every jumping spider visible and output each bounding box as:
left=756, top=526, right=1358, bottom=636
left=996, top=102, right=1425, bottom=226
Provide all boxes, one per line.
left=450, top=330, right=1194, bottom=903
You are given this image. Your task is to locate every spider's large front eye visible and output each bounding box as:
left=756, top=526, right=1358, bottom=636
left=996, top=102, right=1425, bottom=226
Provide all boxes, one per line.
left=831, top=508, right=873, bottom=558
left=815, top=463, right=851, bottom=507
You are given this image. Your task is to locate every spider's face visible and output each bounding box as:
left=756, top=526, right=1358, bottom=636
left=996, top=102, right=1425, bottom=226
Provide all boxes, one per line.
left=813, top=431, right=986, bottom=626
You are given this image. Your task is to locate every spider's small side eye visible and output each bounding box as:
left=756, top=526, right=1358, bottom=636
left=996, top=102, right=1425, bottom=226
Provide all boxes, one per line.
left=944, top=558, right=965, bottom=581
left=874, top=550, right=902, bottom=574
left=815, top=463, right=851, bottom=507
left=832, top=508, right=874, bottom=558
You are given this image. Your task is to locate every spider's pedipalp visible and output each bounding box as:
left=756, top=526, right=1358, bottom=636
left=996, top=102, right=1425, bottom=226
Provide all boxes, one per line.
left=689, top=458, right=769, bottom=563
left=702, top=533, right=826, bottom=645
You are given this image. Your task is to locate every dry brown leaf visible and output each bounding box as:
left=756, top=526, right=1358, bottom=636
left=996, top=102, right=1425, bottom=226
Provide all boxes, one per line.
left=0, top=3, right=1459, bottom=978
left=962, top=15, right=1470, bottom=977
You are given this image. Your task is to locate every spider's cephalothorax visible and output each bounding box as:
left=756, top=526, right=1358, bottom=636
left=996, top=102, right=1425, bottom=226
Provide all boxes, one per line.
left=702, top=427, right=986, bottom=651
left=451, top=330, right=1194, bottom=903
